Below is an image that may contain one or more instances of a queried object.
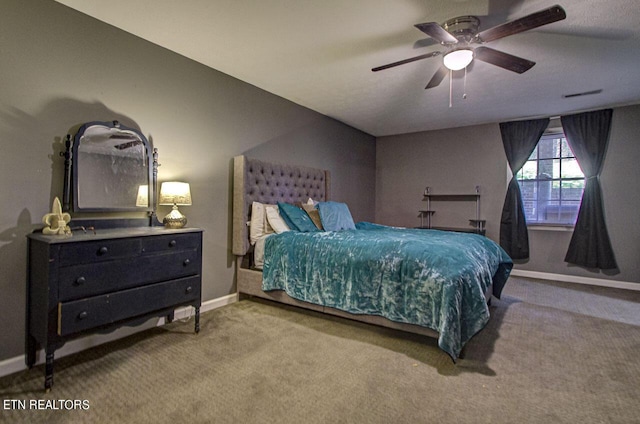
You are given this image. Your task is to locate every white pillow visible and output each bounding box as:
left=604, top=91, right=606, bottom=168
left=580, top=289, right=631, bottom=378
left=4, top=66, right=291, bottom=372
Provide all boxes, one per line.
left=250, top=201, right=274, bottom=245
left=253, top=233, right=272, bottom=270
left=265, top=205, right=290, bottom=234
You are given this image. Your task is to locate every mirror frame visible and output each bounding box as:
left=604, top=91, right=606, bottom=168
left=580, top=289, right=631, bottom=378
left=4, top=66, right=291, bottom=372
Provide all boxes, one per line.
left=62, top=120, right=157, bottom=217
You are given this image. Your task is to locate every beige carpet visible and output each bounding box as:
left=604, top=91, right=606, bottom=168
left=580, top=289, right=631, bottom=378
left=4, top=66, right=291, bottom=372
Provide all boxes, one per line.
left=1, top=277, right=639, bottom=423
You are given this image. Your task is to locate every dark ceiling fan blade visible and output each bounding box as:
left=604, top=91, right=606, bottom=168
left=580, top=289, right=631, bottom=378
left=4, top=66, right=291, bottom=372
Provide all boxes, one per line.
left=425, top=66, right=448, bottom=89
left=477, top=5, right=566, bottom=43
left=414, top=22, right=458, bottom=44
left=474, top=46, right=535, bottom=73
left=372, top=51, right=442, bottom=72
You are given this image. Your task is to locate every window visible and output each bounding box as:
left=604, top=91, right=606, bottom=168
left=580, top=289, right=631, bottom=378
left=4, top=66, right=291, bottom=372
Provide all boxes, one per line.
left=517, top=131, right=584, bottom=225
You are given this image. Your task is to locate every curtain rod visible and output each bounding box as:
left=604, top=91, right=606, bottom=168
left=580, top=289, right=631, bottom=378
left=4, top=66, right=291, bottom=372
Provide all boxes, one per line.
left=502, top=109, right=605, bottom=125
left=500, top=101, right=639, bottom=125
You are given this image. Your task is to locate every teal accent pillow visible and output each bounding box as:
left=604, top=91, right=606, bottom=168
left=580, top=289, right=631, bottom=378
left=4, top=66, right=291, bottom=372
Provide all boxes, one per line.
left=277, top=202, right=320, bottom=232
left=317, top=201, right=356, bottom=231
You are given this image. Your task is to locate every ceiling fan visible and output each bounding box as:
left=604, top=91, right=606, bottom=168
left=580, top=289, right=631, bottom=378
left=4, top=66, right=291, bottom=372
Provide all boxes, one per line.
left=372, top=5, right=567, bottom=89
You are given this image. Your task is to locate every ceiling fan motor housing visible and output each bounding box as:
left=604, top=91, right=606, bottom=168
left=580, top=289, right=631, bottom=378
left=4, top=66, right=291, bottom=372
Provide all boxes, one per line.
left=442, top=16, right=480, bottom=44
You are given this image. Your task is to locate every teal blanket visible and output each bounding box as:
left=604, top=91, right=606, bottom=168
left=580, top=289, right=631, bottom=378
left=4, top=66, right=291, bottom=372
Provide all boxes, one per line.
left=262, top=222, right=512, bottom=359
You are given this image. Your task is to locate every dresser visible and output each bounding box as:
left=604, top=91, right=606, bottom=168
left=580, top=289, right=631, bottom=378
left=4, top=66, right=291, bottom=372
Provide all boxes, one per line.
left=26, top=227, right=203, bottom=391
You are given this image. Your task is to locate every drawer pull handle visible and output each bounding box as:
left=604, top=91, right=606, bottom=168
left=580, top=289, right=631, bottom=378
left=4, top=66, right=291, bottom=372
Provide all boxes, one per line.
left=78, top=311, right=88, bottom=320
left=98, top=246, right=109, bottom=255
left=169, top=240, right=177, bottom=247
left=75, top=276, right=86, bottom=285
left=185, top=286, right=193, bottom=294
left=183, top=259, right=191, bottom=266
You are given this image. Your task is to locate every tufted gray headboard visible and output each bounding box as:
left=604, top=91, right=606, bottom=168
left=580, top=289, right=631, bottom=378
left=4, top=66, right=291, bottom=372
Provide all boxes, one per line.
left=232, top=155, right=330, bottom=256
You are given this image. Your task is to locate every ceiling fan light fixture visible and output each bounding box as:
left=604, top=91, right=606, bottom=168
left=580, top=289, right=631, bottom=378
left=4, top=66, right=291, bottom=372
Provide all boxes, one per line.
left=443, top=49, right=473, bottom=71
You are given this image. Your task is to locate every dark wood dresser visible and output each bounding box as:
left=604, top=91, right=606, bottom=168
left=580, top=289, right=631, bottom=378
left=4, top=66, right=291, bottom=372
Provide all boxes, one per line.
left=26, top=227, right=203, bottom=391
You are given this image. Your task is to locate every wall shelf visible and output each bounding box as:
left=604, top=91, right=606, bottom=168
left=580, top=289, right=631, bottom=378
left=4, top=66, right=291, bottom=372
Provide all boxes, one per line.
left=418, top=186, right=485, bottom=235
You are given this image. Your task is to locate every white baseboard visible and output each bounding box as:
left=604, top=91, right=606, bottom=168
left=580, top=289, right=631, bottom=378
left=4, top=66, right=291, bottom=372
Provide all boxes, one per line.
left=0, top=293, right=238, bottom=380
left=510, top=269, right=639, bottom=291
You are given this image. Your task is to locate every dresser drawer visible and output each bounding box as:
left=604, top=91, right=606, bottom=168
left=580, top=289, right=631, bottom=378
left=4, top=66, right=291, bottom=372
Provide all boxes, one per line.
left=141, top=233, right=200, bottom=253
left=58, top=250, right=201, bottom=301
left=58, top=275, right=201, bottom=337
left=58, top=238, right=142, bottom=266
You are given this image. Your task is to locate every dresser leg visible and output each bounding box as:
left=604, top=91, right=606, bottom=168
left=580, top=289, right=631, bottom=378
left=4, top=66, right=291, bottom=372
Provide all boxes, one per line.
left=44, top=350, right=54, bottom=392
left=25, top=334, right=37, bottom=368
left=194, top=306, right=200, bottom=334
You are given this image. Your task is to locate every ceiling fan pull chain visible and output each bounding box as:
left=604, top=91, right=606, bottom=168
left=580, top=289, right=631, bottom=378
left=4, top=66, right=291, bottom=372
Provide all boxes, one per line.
left=449, top=69, right=453, bottom=108
left=463, top=66, right=468, bottom=100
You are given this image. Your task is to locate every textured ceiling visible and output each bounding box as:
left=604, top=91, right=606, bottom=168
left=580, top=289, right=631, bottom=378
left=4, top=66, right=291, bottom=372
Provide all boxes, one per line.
left=55, top=0, right=640, bottom=136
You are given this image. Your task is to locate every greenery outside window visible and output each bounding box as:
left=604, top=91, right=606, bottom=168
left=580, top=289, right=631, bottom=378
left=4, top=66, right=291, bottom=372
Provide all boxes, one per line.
left=517, top=132, right=584, bottom=225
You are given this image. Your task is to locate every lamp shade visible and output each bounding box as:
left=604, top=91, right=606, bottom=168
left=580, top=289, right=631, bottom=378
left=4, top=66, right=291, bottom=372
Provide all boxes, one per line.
left=443, top=49, right=473, bottom=71
left=136, top=185, right=149, bottom=207
left=159, top=182, right=192, bottom=206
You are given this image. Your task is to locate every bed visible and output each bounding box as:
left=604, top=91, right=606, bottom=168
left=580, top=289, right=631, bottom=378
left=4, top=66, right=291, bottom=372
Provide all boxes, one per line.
left=232, top=155, right=512, bottom=360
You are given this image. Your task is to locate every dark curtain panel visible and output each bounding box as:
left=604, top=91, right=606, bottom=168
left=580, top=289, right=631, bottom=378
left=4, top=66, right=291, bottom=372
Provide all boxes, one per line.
left=499, top=118, right=549, bottom=259
left=561, top=109, right=617, bottom=269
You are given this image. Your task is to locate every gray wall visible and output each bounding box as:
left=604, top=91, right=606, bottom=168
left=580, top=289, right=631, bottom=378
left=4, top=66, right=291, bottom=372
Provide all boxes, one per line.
left=376, top=124, right=508, bottom=241
left=0, top=0, right=375, bottom=361
left=376, top=104, right=640, bottom=285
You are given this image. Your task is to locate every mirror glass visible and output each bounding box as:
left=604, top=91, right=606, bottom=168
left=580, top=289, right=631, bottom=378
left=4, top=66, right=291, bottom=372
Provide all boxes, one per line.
left=72, top=122, right=153, bottom=211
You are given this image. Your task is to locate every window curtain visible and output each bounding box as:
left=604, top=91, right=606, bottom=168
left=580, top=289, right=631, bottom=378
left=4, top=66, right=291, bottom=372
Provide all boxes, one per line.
left=499, top=118, right=549, bottom=259
left=561, top=109, right=617, bottom=270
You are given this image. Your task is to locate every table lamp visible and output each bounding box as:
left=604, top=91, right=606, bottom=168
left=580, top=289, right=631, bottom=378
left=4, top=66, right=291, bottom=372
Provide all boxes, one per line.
left=136, top=185, right=149, bottom=207
left=159, top=182, right=192, bottom=228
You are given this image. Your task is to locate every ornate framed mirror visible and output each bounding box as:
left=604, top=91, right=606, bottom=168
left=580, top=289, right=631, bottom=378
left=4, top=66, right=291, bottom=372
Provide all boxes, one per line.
left=62, top=120, right=158, bottom=224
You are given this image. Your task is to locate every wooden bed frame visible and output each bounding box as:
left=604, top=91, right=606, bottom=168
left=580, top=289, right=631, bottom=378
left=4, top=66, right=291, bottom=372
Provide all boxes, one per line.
left=232, top=155, right=492, bottom=341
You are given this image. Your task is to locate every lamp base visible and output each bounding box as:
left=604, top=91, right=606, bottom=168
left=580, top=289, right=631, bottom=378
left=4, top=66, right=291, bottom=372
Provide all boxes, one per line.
left=163, top=205, right=187, bottom=229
